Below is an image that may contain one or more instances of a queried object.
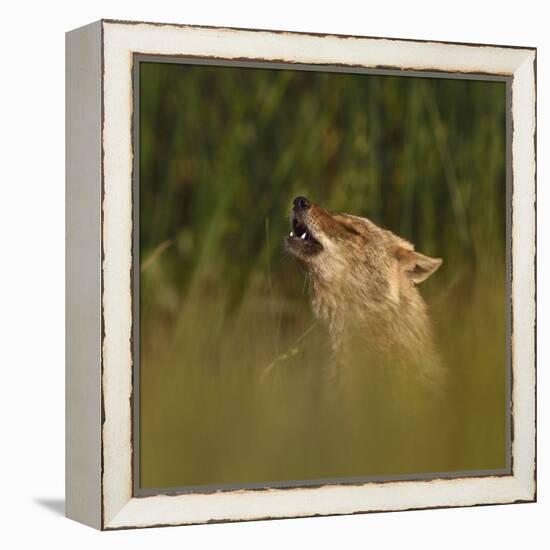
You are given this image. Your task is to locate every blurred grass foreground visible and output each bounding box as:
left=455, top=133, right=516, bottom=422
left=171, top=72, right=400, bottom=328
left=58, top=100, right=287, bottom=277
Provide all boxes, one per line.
left=139, top=61, right=508, bottom=489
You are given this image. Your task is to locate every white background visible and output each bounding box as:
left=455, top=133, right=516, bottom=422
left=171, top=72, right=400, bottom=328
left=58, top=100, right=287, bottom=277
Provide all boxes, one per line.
left=0, top=1, right=546, bottom=547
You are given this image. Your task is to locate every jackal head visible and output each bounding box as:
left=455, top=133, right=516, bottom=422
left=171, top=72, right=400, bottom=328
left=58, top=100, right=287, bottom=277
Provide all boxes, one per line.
left=285, top=196, right=442, bottom=309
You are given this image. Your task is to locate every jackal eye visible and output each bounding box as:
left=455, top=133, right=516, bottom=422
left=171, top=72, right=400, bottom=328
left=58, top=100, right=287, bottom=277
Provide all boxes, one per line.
left=341, top=223, right=361, bottom=236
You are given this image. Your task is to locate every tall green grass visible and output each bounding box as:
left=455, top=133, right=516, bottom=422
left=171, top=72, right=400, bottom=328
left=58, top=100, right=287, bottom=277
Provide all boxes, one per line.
left=139, top=62, right=507, bottom=489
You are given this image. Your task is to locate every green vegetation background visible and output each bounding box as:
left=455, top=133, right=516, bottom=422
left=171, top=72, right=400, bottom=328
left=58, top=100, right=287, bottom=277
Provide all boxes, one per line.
left=139, top=62, right=508, bottom=489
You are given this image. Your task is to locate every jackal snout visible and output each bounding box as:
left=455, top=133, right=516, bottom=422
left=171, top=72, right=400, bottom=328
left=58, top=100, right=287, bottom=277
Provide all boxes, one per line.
left=285, top=195, right=365, bottom=263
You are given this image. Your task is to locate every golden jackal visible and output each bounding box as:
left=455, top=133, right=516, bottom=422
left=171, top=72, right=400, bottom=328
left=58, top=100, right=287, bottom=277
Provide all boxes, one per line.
left=285, top=196, right=443, bottom=385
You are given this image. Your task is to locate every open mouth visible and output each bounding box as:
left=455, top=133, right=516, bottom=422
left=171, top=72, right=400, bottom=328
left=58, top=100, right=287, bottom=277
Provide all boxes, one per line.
left=288, top=213, right=321, bottom=248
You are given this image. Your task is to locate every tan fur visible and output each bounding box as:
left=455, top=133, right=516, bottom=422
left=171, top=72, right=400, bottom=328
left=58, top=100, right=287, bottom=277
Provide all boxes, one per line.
left=285, top=198, right=443, bottom=384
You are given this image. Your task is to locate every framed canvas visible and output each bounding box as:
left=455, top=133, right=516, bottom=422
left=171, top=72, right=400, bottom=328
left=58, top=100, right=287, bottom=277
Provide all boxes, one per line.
left=66, top=19, right=536, bottom=530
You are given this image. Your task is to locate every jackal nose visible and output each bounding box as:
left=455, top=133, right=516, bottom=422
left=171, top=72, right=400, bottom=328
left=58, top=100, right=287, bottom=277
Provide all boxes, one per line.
left=293, top=196, right=310, bottom=211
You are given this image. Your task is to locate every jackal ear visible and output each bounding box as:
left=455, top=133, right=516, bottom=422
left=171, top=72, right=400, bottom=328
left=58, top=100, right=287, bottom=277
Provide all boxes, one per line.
left=395, top=247, right=443, bottom=284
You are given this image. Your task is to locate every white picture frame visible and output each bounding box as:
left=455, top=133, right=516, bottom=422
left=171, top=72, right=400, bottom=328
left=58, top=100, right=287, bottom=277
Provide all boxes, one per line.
left=66, top=19, right=536, bottom=530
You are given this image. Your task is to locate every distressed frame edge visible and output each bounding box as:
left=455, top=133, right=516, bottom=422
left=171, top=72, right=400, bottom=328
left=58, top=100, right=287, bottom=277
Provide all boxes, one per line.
left=105, top=476, right=535, bottom=530
left=103, top=16, right=537, bottom=52
left=509, top=50, right=537, bottom=502
left=99, top=20, right=536, bottom=530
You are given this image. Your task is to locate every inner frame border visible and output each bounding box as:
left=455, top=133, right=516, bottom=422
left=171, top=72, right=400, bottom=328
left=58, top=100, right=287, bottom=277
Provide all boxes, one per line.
left=131, top=53, right=514, bottom=498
